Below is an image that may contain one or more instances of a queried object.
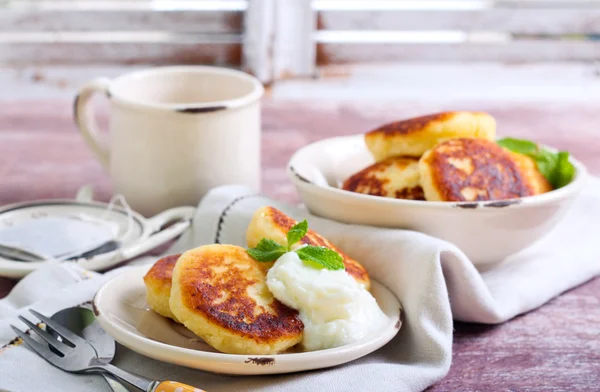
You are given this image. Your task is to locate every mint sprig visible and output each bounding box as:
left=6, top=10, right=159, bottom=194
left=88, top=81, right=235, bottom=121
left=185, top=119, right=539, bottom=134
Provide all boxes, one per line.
left=496, top=137, right=538, bottom=155
left=497, top=137, right=575, bottom=189
left=286, top=219, right=308, bottom=248
left=246, top=219, right=345, bottom=271
left=246, top=238, right=287, bottom=262
left=554, top=151, right=575, bottom=189
left=296, top=246, right=344, bottom=271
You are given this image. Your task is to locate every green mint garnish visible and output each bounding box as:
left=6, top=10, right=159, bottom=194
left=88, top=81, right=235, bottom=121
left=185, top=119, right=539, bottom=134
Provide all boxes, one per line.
left=554, top=151, right=575, bottom=189
left=286, top=219, right=308, bottom=248
left=246, top=238, right=286, bottom=262
left=296, top=246, right=345, bottom=270
left=246, top=218, right=345, bottom=271
left=497, top=137, right=575, bottom=189
left=496, top=137, right=538, bottom=155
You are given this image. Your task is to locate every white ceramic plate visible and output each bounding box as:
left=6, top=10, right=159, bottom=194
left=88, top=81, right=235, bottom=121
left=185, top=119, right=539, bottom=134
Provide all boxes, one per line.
left=94, top=266, right=402, bottom=375
left=0, top=200, right=195, bottom=278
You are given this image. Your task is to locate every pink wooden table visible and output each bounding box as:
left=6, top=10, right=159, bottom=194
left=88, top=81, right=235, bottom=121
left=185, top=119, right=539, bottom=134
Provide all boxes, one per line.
left=0, top=99, right=598, bottom=390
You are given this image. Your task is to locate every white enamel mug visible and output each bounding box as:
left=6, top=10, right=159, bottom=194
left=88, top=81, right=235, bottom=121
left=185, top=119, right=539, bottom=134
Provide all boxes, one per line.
left=74, top=66, right=263, bottom=216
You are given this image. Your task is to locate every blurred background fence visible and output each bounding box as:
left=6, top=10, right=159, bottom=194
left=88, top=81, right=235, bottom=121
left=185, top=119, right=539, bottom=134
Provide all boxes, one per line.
left=2, top=0, right=600, bottom=99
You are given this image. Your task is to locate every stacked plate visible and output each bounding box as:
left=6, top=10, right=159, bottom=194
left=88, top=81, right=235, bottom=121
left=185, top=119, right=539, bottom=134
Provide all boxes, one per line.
left=0, top=198, right=195, bottom=278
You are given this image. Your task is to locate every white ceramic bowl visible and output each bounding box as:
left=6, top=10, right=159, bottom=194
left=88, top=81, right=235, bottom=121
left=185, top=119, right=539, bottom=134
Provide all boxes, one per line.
left=287, top=135, right=587, bottom=266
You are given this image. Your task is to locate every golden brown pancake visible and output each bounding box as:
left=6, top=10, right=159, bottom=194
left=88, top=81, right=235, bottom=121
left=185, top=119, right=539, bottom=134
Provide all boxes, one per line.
left=246, top=206, right=371, bottom=290
left=419, top=138, right=548, bottom=202
left=365, top=111, right=496, bottom=161
left=143, top=254, right=181, bottom=321
left=342, top=157, right=424, bottom=200
left=509, top=151, right=552, bottom=195
left=169, top=244, right=304, bottom=355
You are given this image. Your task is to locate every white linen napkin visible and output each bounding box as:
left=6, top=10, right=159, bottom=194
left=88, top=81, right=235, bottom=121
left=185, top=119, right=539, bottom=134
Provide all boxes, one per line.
left=1, top=178, right=599, bottom=392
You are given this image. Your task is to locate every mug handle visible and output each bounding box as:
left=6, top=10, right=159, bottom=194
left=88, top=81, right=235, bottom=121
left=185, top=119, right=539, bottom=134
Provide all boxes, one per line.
left=74, top=78, right=111, bottom=170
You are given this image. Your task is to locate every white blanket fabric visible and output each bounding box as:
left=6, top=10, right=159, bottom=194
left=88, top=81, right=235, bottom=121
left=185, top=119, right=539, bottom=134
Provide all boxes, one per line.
left=1, top=178, right=599, bottom=392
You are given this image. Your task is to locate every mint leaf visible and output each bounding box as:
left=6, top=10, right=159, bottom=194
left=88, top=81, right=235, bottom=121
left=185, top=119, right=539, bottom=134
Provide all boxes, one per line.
left=286, top=220, right=308, bottom=249
left=497, top=137, right=538, bottom=155
left=247, top=218, right=345, bottom=271
left=247, top=238, right=286, bottom=262
left=534, top=149, right=558, bottom=182
left=296, top=246, right=345, bottom=271
left=554, top=152, right=575, bottom=188
left=497, top=137, right=575, bottom=189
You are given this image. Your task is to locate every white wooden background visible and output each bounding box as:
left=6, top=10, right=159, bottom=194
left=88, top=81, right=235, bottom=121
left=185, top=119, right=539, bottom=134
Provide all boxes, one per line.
left=1, top=0, right=600, bottom=100
left=0, top=0, right=245, bottom=66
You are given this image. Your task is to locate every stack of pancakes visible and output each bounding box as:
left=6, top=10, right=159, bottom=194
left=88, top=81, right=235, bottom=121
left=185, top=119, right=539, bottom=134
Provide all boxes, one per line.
left=143, top=206, right=370, bottom=355
left=343, top=111, right=551, bottom=202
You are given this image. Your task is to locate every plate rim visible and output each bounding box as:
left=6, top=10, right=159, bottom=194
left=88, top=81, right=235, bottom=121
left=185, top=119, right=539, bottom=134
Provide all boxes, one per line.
left=94, top=265, right=402, bottom=375
left=0, top=199, right=148, bottom=278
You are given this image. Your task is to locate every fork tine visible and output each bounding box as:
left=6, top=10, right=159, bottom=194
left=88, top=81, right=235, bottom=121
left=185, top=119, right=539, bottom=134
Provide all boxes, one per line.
left=29, top=309, right=83, bottom=347
left=10, top=325, right=60, bottom=364
left=18, top=315, right=71, bottom=354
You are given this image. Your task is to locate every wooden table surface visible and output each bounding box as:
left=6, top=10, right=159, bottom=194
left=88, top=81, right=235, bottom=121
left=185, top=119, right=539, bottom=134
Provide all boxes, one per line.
left=0, top=99, right=598, bottom=391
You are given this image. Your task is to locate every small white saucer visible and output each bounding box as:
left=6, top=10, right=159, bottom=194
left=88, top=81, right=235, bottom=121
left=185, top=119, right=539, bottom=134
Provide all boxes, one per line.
left=0, top=200, right=195, bottom=278
left=94, top=266, right=402, bottom=375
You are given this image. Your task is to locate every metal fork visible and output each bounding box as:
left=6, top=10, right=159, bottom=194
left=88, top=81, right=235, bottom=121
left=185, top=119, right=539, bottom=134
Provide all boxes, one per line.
left=11, top=309, right=202, bottom=392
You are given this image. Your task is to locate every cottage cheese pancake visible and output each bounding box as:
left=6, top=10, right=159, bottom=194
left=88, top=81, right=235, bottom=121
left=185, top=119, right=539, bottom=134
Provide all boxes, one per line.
left=419, top=138, right=548, bottom=202
left=143, top=254, right=181, bottom=321
left=342, top=156, right=424, bottom=200
left=365, top=111, right=496, bottom=161
left=509, top=150, right=552, bottom=195
left=246, top=206, right=370, bottom=290
left=169, top=244, right=304, bottom=355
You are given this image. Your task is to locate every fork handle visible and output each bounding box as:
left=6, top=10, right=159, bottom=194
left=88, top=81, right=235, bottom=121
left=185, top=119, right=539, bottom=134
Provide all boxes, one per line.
left=92, top=363, right=205, bottom=392
left=149, top=381, right=205, bottom=392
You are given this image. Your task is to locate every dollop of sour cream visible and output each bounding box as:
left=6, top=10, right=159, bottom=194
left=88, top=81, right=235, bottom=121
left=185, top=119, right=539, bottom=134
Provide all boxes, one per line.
left=266, top=251, right=388, bottom=351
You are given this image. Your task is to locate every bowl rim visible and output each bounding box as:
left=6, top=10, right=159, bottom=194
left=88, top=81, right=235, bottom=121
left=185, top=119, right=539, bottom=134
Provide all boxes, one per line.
left=287, top=134, right=587, bottom=211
